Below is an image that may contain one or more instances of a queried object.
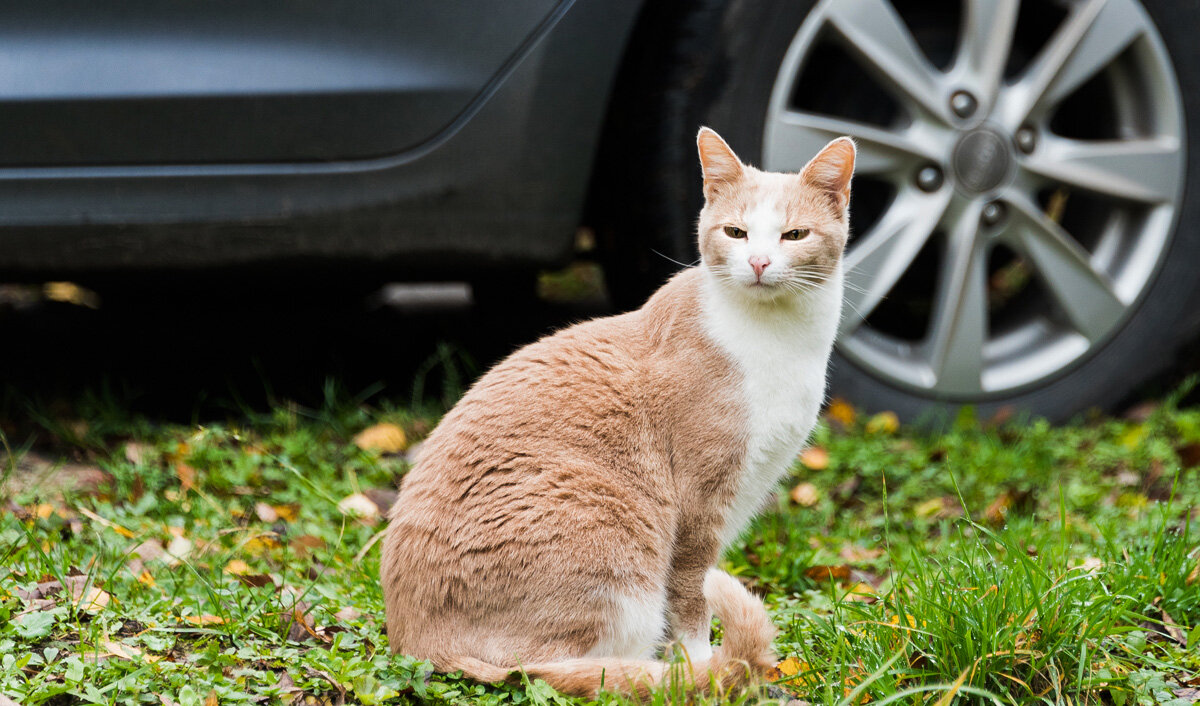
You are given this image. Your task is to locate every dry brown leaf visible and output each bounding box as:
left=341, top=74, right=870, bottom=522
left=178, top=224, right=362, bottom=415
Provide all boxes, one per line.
left=102, top=640, right=144, bottom=660
left=337, top=492, right=381, bottom=520
left=1162, top=609, right=1187, bottom=647
left=290, top=535, right=326, bottom=554
left=124, top=442, right=153, bottom=466
left=790, top=482, right=820, bottom=507
left=334, top=606, right=361, bottom=623
left=175, top=462, right=197, bottom=493
left=1173, top=688, right=1200, bottom=703
left=984, top=492, right=1014, bottom=525
left=225, top=559, right=252, bottom=576
left=799, top=446, right=829, bottom=470
left=137, top=570, right=156, bottom=587
left=826, top=399, right=856, bottom=429
left=130, top=539, right=165, bottom=563
left=204, top=692, right=218, bottom=706
left=1177, top=443, right=1200, bottom=469
left=844, top=582, right=878, bottom=603
left=353, top=423, right=408, bottom=454
left=804, top=565, right=851, bottom=582
left=182, top=614, right=225, bottom=626
left=839, top=544, right=885, bottom=563
left=70, top=584, right=111, bottom=614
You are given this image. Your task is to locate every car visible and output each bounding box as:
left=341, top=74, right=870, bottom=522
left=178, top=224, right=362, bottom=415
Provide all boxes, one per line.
left=2, top=0, right=1198, bottom=422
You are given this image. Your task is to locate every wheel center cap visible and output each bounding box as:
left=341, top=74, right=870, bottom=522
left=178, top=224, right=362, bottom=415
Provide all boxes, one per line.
left=951, top=127, right=1013, bottom=194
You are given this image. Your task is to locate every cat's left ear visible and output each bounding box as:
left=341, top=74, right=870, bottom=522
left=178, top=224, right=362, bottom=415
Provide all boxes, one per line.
left=800, top=137, right=856, bottom=211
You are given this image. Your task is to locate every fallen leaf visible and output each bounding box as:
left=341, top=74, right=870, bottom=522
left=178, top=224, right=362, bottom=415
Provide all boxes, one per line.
left=285, top=601, right=327, bottom=643
left=290, top=535, right=326, bottom=554
left=984, top=492, right=1014, bottom=525
left=790, top=482, right=820, bottom=507
left=865, top=411, right=899, bottom=435
left=224, top=559, right=252, bottom=576
left=130, top=539, right=164, bottom=562
left=1076, top=557, right=1104, bottom=572
left=164, top=535, right=193, bottom=566
left=71, top=585, right=111, bottom=614
left=137, top=570, right=156, bottom=587
left=337, top=492, right=381, bottom=520
left=333, top=606, right=361, bottom=623
left=43, top=281, right=100, bottom=309
left=353, top=423, right=408, bottom=454
left=205, top=692, right=218, bottom=706
left=244, top=534, right=281, bottom=556
left=75, top=507, right=136, bottom=538
left=1173, top=688, right=1200, bottom=703
left=825, top=399, right=856, bottom=429
left=102, top=640, right=143, bottom=660
left=182, top=615, right=225, bottom=626
left=1187, top=560, right=1199, bottom=585
left=799, top=447, right=829, bottom=470
left=124, top=442, right=153, bottom=466
left=844, top=582, right=877, bottom=603
left=175, top=462, right=197, bottom=493
left=254, top=502, right=278, bottom=523
left=839, top=544, right=884, bottom=563
left=1163, top=609, right=1187, bottom=647
left=272, top=504, right=300, bottom=522
left=915, top=496, right=961, bottom=520
left=363, top=488, right=399, bottom=515
left=804, top=565, right=851, bottom=582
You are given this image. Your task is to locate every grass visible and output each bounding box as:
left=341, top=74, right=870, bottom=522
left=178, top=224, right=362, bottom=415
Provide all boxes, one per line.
left=1, top=385, right=1198, bottom=706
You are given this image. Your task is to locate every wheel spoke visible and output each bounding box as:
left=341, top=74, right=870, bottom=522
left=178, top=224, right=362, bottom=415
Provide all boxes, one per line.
left=956, top=0, right=1020, bottom=105
left=1020, top=135, right=1183, bottom=204
left=1000, top=0, right=1145, bottom=129
left=925, top=201, right=988, bottom=394
left=765, top=110, right=939, bottom=177
left=840, top=189, right=953, bottom=337
left=1004, top=192, right=1128, bottom=341
left=823, top=0, right=950, bottom=122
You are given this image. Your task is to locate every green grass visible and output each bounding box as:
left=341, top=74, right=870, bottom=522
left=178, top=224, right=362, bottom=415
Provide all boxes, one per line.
left=1, top=388, right=1198, bottom=705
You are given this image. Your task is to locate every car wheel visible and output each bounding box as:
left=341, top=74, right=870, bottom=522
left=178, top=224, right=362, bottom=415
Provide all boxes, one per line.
left=602, top=0, right=1200, bottom=421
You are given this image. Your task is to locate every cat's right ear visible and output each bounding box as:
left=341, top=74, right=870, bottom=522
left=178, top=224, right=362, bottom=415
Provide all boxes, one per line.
left=697, top=127, right=744, bottom=198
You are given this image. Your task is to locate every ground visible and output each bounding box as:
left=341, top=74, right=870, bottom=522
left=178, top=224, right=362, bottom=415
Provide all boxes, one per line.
left=1, top=386, right=1198, bottom=705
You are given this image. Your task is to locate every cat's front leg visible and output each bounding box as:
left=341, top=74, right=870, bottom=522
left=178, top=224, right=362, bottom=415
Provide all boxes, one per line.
left=666, top=521, right=720, bottom=661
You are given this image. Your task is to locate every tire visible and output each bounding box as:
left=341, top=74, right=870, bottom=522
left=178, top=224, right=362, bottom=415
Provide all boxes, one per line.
left=597, top=0, right=1200, bottom=422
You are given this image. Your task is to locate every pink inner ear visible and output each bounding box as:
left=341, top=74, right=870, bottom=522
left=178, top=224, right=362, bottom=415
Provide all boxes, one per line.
left=698, top=129, right=745, bottom=187
left=802, top=139, right=855, bottom=206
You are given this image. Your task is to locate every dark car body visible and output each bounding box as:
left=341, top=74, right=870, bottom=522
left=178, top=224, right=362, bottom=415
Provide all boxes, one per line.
left=0, top=0, right=640, bottom=283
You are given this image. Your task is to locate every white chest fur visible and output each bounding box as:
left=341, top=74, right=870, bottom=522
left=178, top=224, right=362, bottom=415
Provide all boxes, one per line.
left=700, top=268, right=843, bottom=548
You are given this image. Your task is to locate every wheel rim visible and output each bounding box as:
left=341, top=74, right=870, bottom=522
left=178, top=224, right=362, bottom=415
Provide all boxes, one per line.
left=763, top=0, right=1186, bottom=398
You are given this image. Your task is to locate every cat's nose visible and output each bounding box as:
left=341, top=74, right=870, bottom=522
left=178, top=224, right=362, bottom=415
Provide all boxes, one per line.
left=748, top=256, right=771, bottom=279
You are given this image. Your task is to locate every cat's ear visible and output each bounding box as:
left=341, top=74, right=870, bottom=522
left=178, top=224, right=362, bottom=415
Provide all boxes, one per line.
left=697, top=127, right=744, bottom=197
left=800, top=137, right=856, bottom=211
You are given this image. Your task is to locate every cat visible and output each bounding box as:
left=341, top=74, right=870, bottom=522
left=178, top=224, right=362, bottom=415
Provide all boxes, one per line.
left=381, top=126, right=854, bottom=697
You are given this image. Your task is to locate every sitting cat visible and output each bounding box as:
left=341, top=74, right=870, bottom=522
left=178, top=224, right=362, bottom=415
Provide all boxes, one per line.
left=381, top=127, right=854, bottom=697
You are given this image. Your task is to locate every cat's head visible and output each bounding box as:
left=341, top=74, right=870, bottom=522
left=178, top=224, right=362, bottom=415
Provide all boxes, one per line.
left=696, top=127, right=855, bottom=303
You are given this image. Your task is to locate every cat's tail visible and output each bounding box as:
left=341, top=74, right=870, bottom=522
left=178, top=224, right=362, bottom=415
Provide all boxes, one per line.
left=443, top=569, right=777, bottom=698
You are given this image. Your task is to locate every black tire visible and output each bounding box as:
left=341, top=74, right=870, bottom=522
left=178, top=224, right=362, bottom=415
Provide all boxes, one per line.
left=596, top=0, right=1200, bottom=422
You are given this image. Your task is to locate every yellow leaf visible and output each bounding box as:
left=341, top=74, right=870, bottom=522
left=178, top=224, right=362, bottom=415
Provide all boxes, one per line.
left=775, top=657, right=806, bottom=677
left=915, top=497, right=945, bottom=519
left=102, top=640, right=143, bottom=660
left=182, top=615, right=225, bottom=626
left=799, top=446, right=829, bottom=470
left=789, top=482, right=820, bottom=507
left=224, top=559, right=252, bottom=576
left=826, top=398, right=856, bottom=428
left=353, top=423, right=408, bottom=454
left=865, top=411, right=900, bottom=435
left=34, top=504, right=54, bottom=520
left=845, top=582, right=877, bottom=602
left=272, top=504, right=299, bottom=522
left=244, top=534, right=281, bottom=556
left=138, top=570, right=157, bottom=587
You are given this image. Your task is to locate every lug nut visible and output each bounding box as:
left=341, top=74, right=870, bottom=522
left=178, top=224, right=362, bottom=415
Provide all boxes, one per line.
left=981, top=201, right=1007, bottom=226
left=950, top=90, right=978, bottom=119
left=1014, top=125, right=1037, bottom=154
left=915, top=165, right=944, bottom=192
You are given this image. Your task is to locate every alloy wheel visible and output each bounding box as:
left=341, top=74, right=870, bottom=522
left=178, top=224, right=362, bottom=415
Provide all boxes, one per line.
left=763, top=0, right=1186, bottom=398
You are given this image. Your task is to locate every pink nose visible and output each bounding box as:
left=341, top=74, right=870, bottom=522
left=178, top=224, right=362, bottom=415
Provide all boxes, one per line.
left=749, top=256, right=771, bottom=279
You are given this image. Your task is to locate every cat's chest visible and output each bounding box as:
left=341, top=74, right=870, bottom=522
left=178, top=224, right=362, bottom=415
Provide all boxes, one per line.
left=698, top=277, right=841, bottom=547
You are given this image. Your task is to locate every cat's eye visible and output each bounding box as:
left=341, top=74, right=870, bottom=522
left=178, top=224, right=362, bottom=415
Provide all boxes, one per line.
left=782, top=228, right=810, bottom=241
left=723, top=226, right=747, bottom=239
